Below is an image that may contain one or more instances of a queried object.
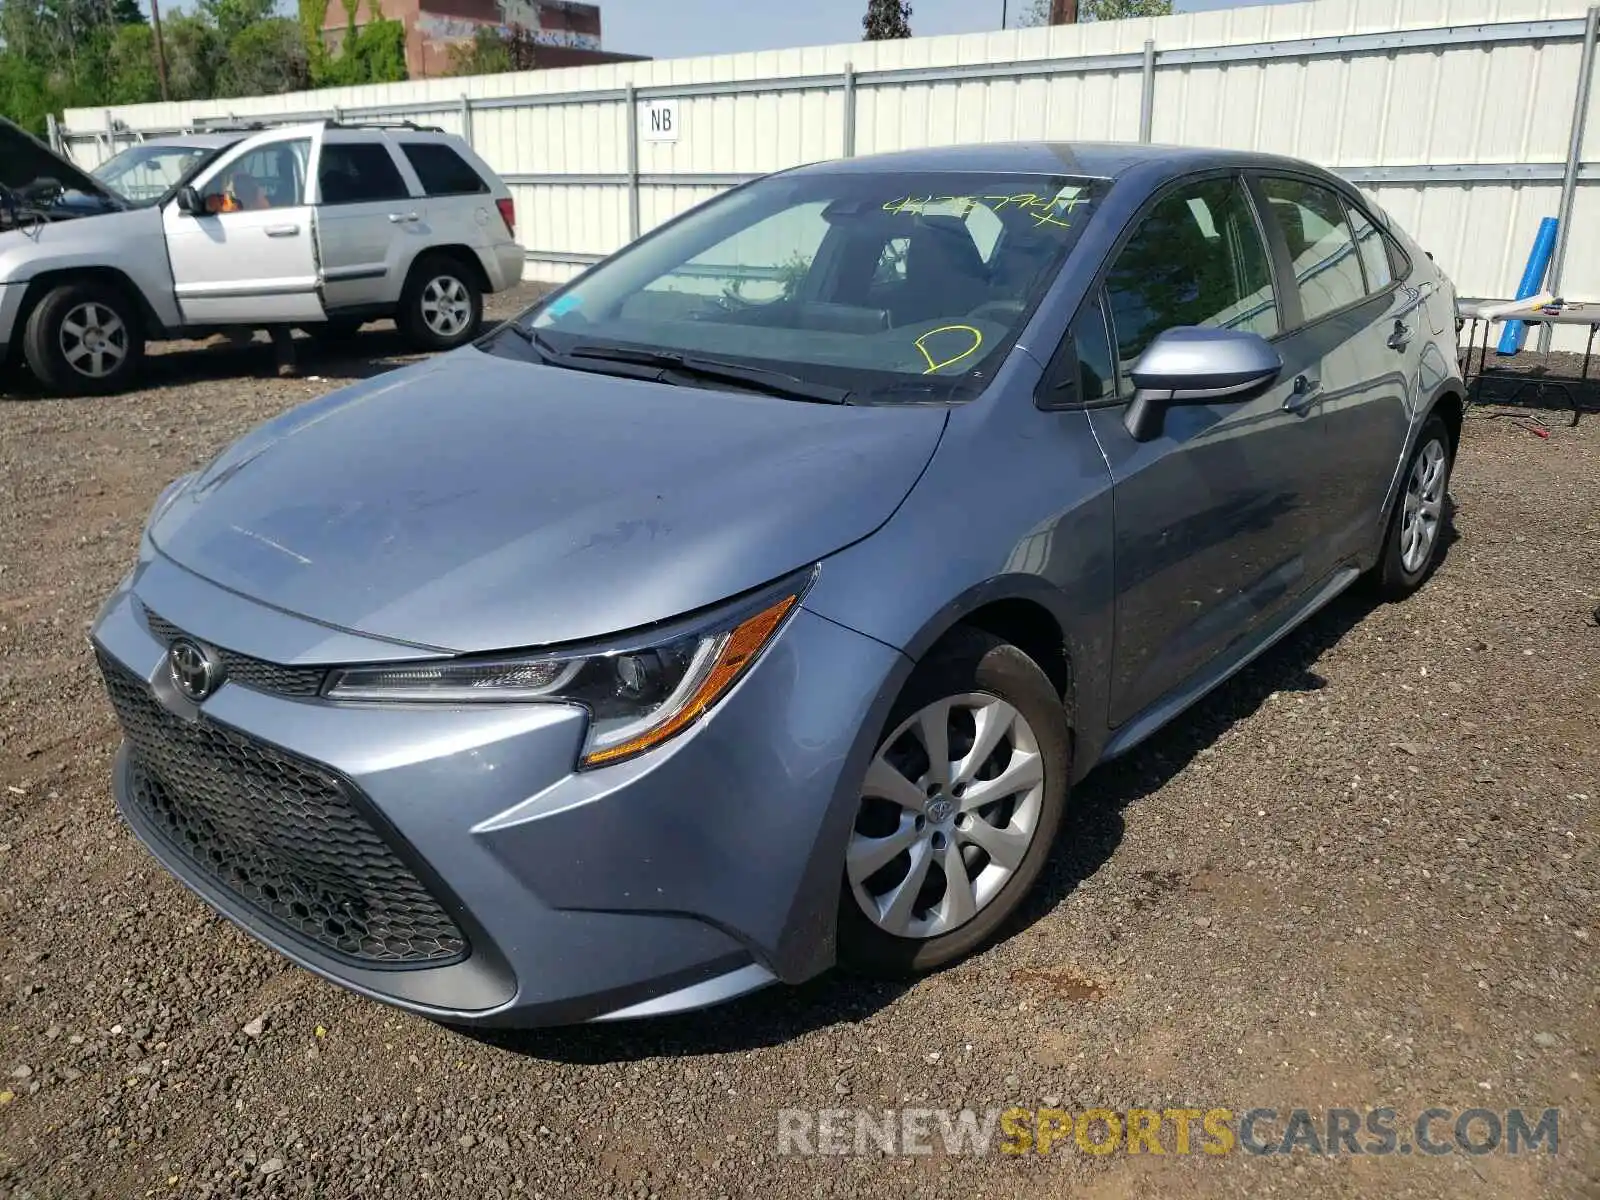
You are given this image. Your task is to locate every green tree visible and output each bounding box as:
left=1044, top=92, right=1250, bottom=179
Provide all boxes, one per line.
left=160, top=12, right=223, bottom=100
left=862, top=0, right=911, bottom=40
left=103, top=21, right=162, bottom=103
left=314, top=0, right=406, bottom=86
left=220, top=18, right=310, bottom=97
left=1016, top=0, right=1171, bottom=23
left=199, top=0, right=276, bottom=42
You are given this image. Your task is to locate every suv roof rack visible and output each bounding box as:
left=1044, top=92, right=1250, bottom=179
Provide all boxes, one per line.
left=324, top=119, right=446, bottom=133
left=184, top=118, right=447, bottom=135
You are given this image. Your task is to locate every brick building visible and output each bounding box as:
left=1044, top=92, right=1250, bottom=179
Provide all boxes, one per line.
left=323, top=0, right=646, bottom=80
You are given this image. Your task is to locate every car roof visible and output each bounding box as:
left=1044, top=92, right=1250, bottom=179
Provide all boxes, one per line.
left=787, top=141, right=1332, bottom=185
left=128, top=133, right=247, bottom=151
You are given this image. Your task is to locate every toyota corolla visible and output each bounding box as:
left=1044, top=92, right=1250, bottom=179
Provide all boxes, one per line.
left=91, top=142, right=1464, bottom=1026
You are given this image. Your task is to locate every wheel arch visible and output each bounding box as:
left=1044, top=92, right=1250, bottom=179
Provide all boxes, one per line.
left=15, top=267, right=164, bottom=347
left=402, top=244, right=491, bottom=296
left=889, top=574, right=1084, bottom=733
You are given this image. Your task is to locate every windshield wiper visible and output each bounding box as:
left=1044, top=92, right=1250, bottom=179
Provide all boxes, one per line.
left=567, top=342, right=851, bottom=405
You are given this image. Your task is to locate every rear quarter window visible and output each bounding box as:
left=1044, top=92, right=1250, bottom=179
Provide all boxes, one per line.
left=401, top=143, right=489, bottom=197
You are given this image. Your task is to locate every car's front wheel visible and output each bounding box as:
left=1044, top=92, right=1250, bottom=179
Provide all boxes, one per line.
left=23, top=281, right=144, bottom=396
left=398, top=255, right=482, bottom=352
left=837, top=627, right=1070, bottom=976
left=1375, top=414, right=1455, bottom=599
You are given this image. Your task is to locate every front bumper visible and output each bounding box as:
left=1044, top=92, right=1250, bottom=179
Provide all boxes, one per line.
left=0, top=280, right=25, bottom=356
left=91, top=551, right=904, bottom=1027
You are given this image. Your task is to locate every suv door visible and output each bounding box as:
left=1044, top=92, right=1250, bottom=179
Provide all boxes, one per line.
left=162, top=128, right=324, bottom=326
left=313, top=135, right=424, bottom=313
left=1080, top=173, right=1326, bottom=729
left=1253, top=174, right=1419, bottom=566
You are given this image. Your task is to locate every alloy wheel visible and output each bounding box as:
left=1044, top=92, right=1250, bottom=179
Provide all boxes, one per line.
left=58, top=302, right=129, bottom=379
left=420, top=276, right=472, bottom=339
left=1400, top=437, right=1447, bottom=573
left=847, top=693, right=1045, bottom=940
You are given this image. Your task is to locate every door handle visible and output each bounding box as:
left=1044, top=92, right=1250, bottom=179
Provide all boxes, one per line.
left=264, top=223, right=300, bottom=237
left=387, top=212, right=421, bottom=224
left=1387, top=319, right=1412, bottom=351
left=1283, top=374, right=1323, bottom=414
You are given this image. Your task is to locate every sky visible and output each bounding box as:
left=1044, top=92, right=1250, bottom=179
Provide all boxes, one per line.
left=600, top=0, right=1293, bottom=60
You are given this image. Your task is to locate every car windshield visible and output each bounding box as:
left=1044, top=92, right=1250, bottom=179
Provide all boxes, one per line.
left=94, top=144, right=226, bottom=205
left=516, top=170, right=1107, bottom=402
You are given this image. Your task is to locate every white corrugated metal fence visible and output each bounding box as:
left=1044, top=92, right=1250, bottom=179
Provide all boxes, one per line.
left=57, top=0, right=1600, bottom=347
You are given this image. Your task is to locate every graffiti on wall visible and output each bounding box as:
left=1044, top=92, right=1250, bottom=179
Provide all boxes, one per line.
left=417, top=0, right=601, bottom=48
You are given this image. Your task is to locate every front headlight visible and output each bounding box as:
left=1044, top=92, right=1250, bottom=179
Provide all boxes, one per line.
left=325, top=572, right=811, bottom=768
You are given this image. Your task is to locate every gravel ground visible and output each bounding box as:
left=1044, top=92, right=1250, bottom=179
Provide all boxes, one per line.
left=0, top=299, right=1596, bottom=1198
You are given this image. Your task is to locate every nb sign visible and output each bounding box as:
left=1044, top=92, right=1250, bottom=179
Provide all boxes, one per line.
left=641, top=100, right=680, bottom=144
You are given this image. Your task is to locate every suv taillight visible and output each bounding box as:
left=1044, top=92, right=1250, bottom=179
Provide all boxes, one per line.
left=496, top=197, right=516, bottom=238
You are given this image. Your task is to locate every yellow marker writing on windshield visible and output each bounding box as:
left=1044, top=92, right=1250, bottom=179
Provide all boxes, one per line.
left=916, top=325, right=984, bottom=375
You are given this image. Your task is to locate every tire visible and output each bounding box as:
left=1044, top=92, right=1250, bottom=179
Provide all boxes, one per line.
left=23, top=281, right=144, bottom=396
left=836, top=626, right=1071, bottom=977
left=397, top=255, right=483, bottom=352
left=304, top=318, right=365, bottom=342
left=1374, top=414, right=1454, bottom=600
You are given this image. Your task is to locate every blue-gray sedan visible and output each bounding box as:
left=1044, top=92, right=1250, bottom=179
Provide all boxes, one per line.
left=91, top=142, right=1465, bottom=1026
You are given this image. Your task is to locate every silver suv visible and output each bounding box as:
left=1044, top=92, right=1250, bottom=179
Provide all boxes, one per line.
left=0, top=119, right=524, bottom=395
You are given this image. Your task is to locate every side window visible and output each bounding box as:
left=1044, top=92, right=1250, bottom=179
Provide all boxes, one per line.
left=1105, top=176, right=1278, bottom=382
left=318, top=143, right=410, bottom=205
left=400, top=143, right=489, bottom=197
left=1346, top=202, right=1395, bottom=292
left=202, top=139, right=310, bottom=213
left=1260, top=177, right=1367, bottom=321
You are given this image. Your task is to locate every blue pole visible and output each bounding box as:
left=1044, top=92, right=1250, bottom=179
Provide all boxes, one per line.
left=1497, top=216, right=1560, bottom=355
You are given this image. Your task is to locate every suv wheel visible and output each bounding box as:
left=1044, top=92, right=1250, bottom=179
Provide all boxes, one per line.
left=24, top=281, right=144, bottom=396
left=399, top=255, right=482, bottom=352
left=836, top=627, right=1070, bottom=976
left=1375, top=414, right=1455, bottom=599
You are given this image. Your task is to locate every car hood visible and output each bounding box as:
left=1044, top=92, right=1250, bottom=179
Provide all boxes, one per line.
left=0, top=117, right=122, bottom=224
left=149, top=349, right=949, bottom=654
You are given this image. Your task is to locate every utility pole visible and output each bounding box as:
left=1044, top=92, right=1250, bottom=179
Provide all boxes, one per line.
left=149, top=0, right=171, bottom=102
left=1051, top=0, right=1079, bottom=22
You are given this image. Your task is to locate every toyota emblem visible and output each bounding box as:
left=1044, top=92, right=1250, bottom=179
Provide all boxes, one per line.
left=167, top=638, right=222, bottom=702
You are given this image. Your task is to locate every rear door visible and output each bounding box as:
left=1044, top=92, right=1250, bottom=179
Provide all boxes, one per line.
left=313, top=134, right=425, bottom=312
left=1084, top=173, right=1325, bottom=728
left=162, top=127, right=324, bottom=326
left=1253, top=174, right=1419, bottom=565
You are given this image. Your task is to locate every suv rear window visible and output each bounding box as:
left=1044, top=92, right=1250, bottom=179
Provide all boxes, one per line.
left=401, top=143, right=488, bottom=196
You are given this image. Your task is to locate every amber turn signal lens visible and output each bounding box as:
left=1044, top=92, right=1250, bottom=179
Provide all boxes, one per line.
left=581, top=593, right=798, bottom=767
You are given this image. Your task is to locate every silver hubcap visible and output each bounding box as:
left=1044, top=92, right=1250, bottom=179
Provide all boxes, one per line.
left=848, top=693, right=1045, bottom=940
left=420, top=276, right=471, bottom=337
left=59, top=302, right=128, bottom=378
left=1400, top=437, right=1447, bottom=573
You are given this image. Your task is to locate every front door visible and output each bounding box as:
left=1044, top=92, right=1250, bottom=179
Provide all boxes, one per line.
left=162, top=131, right=324, bottom=326
left=313, top=136, right=424, bottom=313
left=1088, top=174, right=1328, bottom=728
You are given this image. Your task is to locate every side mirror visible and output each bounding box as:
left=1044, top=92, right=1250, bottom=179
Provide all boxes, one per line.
left=175, top=185, right=202, bottom=215
left=1123, top=327, right=1282, bottom=441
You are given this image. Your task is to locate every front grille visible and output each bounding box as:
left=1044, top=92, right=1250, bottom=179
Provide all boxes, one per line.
left=99, top=653, right=467, bottom=967
left=143, top=608, right=326, bottom=698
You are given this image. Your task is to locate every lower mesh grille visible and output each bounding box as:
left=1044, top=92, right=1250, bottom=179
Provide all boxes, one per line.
left=99, top=652, right=467, bottom=967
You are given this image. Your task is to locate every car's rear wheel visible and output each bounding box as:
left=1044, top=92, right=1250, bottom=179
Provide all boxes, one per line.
left=398, top=255, right=482, bottom=352
left=1375, top=414, right=1454, bottom=599
left=23, top=281, right=144, bottom=396
left=837, top=627, right=1070, bottom=976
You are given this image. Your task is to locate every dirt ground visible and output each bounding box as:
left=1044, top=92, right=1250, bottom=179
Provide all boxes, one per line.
left=0, top=295, right=1596, bottom=1198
